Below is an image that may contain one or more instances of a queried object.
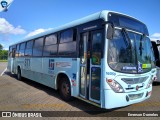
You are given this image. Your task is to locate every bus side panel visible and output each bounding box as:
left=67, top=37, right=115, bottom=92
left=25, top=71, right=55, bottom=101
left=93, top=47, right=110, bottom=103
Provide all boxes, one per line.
left=30, top=58, right=43, bottom=84
left=20, top=57, right=79, bottom=97
left=42, top=58, right=57, bottom=88
left=21, top=57, right=54, bottom=88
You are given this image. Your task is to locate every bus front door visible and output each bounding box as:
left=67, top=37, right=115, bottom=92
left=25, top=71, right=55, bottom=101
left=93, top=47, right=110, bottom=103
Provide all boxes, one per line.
left=80, top=32, right=89, bottom=99
left=80, top=30, right=102, bottom=104
left=89, top=30, right=102, bottom=103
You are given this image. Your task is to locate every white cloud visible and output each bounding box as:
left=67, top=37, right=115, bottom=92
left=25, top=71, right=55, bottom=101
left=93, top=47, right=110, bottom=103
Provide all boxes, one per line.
left=150, top=33, right=160, bottom=40
left=0, top=18, right=26, bottom=35
left=3, top=47, right=8, bottom=50
left=151, top=33, right=160, bottom=38
left=25, top=28, right=52, bottom=38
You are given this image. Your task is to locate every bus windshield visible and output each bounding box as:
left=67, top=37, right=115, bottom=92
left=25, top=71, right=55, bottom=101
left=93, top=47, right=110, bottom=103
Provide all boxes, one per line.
left=108, top=29, right=152, bottom=74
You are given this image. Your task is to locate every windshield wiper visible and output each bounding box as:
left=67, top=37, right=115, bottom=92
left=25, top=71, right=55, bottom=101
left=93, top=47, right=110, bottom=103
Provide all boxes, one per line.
left=139, top=34, right=145, bottom=56
left=122, top=28, right=133, bottom=64
left=122, top=28, right=132, bottom=51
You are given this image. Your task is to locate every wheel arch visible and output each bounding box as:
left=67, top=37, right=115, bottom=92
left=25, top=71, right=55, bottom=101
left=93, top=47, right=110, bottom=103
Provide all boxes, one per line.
left=16, top=65, right=22, bottom=74
left=55, top=72, right=72, bottom=91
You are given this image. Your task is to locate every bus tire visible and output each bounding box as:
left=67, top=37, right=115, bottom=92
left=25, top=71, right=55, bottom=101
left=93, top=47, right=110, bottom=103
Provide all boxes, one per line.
left=17, top=68, right=22, bottom=80
left=59, top=77, right=72, bottom=101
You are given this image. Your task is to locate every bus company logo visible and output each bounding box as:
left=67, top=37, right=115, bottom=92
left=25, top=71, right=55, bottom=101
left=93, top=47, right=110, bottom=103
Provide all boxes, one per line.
left=49, top=59, right=54, bottom=70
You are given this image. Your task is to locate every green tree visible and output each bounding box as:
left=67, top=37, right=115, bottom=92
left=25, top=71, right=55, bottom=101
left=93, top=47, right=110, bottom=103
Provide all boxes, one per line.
left=0, top=50, right=8, bottom=60
left=0, top=44, right=3, bottom=50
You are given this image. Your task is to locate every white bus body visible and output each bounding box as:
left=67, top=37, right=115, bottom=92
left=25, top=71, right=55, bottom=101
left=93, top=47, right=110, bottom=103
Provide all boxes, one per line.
left=8, top=10, right=156, bottom=109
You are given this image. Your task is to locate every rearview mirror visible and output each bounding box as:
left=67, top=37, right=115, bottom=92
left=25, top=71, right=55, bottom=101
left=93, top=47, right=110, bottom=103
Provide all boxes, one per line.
left=107, top=23, right=115, bottom=40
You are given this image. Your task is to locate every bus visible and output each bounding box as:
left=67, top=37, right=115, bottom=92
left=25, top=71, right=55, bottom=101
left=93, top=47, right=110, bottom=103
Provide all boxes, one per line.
left=151, top=40, right=160, bottom=82
left=7, top=10, right=157, bottom=109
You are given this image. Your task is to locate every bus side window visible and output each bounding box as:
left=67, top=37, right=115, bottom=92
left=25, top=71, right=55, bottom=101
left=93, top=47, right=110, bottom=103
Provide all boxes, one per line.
left=16, top=44, right=20, bottom=57
left=33, top=37, right=44, bottom=57
left=58, top=42, right=76, bottom=56
left=60, top=29, right=73, bottom=43
left=43, top=34, right=58, bottom=56
left=19, top=42, right=26, bottom=57
left=12, top=49, right=16, bottom=58
left=58, top=29, right=77, bottom=56
left=25, top=40, right=33, bottom=57
left=11, top=45, right=16, bottom=58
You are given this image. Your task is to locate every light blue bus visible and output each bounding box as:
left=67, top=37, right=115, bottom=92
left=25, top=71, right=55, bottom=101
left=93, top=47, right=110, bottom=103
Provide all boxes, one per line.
left=8, top=10, right=156, bottom=109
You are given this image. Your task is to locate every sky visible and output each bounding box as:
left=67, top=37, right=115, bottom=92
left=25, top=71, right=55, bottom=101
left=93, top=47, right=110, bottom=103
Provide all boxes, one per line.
left=0, top=0, right=160, bottom=50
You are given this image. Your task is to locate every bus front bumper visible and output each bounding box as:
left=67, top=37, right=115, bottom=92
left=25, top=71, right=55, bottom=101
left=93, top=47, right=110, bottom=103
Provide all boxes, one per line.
left=102, top=86, right=152, bottom=109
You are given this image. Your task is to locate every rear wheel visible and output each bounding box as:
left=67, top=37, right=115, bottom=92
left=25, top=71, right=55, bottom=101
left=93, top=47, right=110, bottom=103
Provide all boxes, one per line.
left=17, top=68, right=22, bottom=80
left=59, top=77, right=72, bottom=101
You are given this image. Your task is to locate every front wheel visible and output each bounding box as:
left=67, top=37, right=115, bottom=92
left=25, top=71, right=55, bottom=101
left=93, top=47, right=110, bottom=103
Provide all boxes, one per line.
left=59, top=78, right=72, bottom=101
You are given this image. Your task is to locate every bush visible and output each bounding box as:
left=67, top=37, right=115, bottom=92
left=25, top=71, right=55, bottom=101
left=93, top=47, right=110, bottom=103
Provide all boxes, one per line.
left=0, top=50, right=8, bottom=60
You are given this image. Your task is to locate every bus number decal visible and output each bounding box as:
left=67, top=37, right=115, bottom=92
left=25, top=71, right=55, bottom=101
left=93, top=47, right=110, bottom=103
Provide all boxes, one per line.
left=24, top=59, right=30, bottom=67
left=106, top=72, right=116, bottom=76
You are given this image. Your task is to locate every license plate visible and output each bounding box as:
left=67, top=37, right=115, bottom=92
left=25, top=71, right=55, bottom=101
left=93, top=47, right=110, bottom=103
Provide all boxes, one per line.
left=128, top=93, right=144, bottom=100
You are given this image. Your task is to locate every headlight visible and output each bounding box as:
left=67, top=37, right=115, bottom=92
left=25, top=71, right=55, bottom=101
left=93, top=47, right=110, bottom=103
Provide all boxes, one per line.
left=107, top=79, right=124, bottom=93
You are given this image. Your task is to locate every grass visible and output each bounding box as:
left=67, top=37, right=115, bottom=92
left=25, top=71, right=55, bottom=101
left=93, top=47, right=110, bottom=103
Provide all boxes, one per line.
left=0, top=60, right=8, bottom=62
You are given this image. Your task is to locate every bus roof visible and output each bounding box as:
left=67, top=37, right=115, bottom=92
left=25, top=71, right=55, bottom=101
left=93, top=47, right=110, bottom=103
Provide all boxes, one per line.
left=10, top=10, right=143, bottom=46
